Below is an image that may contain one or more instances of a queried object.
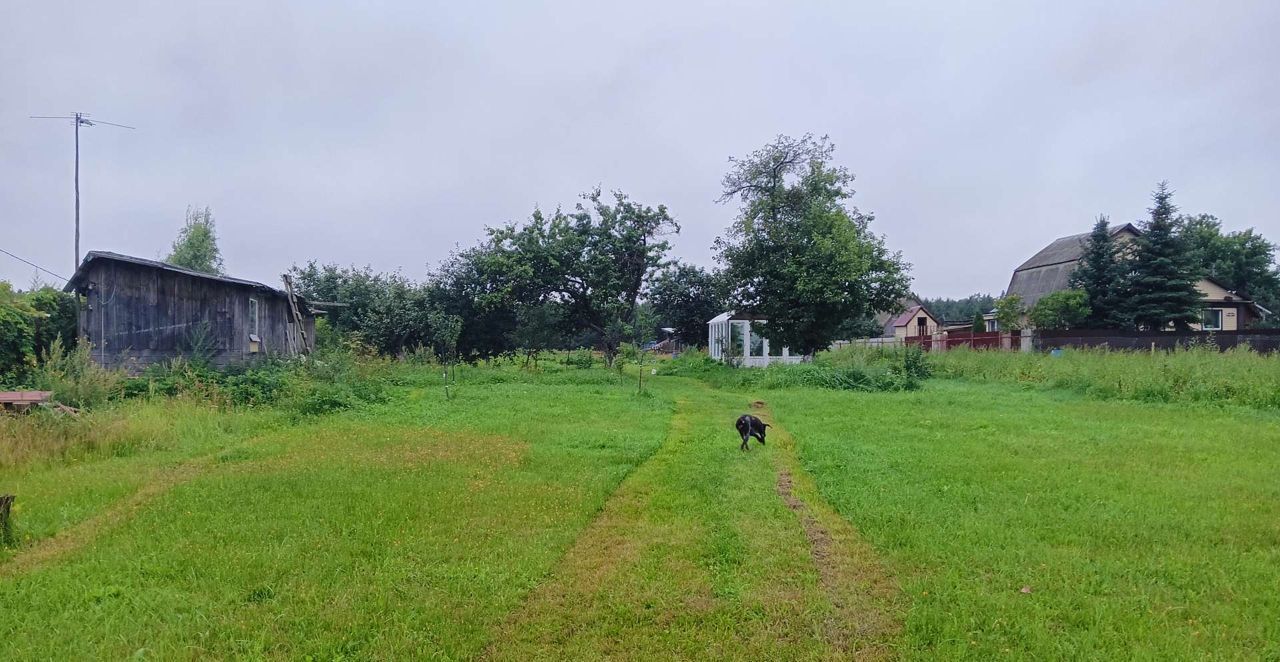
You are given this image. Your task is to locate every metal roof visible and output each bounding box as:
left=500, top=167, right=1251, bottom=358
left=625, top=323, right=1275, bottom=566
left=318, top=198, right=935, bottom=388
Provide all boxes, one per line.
left=64, top=251, right=295, bottom=300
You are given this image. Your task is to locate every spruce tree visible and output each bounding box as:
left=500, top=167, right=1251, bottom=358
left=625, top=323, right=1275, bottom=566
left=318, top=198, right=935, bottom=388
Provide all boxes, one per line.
left=971, top=311, right=984, bottom=333
left=1128, top=182, right=1203, bottom=330
left=1068, top=215, right=1129, bottom=328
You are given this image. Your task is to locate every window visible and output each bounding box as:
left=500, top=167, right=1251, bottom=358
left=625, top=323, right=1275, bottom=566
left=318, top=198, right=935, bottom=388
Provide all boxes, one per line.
left=749, top=324, right=765, bottom=357
left=1202, top=308, right=1223, bottom=331
left=729, top=321, right=744, bottom=358
left=248, top=298, right=260, bottom=336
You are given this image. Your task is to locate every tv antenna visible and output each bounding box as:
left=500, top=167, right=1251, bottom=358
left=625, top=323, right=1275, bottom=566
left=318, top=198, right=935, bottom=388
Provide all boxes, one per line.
left=30, top=112, right=135, bottom=272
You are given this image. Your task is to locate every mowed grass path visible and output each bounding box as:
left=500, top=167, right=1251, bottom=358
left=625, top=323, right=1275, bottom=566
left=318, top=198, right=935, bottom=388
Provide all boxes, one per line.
left=771, top=381, right=1280, bottom=659
left=0, top=380, right=673, bottom=658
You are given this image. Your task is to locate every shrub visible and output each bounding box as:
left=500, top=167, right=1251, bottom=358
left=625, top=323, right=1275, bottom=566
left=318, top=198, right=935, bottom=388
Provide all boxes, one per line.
left=30, top=338, right=125, bottom=409
left=562, top=348, right=596, bottom=369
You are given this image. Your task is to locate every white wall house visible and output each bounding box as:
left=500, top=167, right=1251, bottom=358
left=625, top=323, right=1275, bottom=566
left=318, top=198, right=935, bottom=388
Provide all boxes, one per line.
left=707, top=312, right=805, bottom=367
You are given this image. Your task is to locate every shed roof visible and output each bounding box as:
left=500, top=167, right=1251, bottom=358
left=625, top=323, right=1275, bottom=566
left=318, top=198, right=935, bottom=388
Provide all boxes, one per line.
left=64, top=251, right=295, bottom=300
left=707, top=311, right=768, bottom=324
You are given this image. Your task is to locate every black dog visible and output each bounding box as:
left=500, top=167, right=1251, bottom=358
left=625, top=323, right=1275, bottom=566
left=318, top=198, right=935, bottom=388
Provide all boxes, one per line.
left=735, top=414, right=770, bottom=451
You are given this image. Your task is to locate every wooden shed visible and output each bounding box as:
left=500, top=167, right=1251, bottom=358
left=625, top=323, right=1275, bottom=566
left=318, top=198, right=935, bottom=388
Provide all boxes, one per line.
left=63, top=251, right=315, bottom=372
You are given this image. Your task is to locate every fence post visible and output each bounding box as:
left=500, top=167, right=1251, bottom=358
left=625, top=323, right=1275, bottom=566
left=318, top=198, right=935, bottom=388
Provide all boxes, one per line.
left=0, top=494, right=14, bottom=545
left=1020, top=329, right=1034, bottom=352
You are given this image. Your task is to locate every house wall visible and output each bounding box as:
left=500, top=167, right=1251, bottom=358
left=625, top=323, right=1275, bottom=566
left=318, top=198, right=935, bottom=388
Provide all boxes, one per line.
left=892, top=311, right=939, bottom=339
left=76, top=260, right=313, bottom=373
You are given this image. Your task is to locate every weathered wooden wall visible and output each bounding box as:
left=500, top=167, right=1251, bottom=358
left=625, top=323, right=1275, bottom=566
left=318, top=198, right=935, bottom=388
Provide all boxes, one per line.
left=76, top=260, right=314, bottom=372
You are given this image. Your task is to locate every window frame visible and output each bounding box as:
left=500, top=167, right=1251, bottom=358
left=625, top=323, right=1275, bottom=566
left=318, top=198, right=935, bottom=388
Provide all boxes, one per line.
left=1202, top=308, right=1223, bottom=331
left=248, top=297, right=260, bottom=336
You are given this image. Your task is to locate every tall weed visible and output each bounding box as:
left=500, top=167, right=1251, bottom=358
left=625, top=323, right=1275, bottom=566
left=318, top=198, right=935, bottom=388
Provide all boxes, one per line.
left=930, top=345, right=1280, bottom=409
left=30, top=338, right=124, bottom=409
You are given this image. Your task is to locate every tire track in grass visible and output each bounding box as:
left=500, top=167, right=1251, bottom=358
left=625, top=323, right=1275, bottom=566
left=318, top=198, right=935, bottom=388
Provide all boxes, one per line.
left=484, top=383, right=902, bottom=660
left=762, top=404, right=904, bottom=659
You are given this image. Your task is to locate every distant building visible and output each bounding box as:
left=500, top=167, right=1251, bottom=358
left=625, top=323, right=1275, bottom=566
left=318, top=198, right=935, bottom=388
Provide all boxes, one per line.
left=707, top=312, right=803, bottom=367
left=1003, top=224, right=1268, bottom=330
left=882, top=304, right=940, bottom=339
left=64, top=251, right=316, bottom=372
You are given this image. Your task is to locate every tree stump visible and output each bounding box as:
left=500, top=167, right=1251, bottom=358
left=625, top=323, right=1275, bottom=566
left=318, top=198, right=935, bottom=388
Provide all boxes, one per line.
left=0, top=494, right=14, bottom=545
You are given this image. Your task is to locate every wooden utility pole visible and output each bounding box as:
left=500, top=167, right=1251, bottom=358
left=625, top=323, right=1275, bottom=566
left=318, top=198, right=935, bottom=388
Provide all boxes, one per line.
left=30, top=112, right=135, bottom=271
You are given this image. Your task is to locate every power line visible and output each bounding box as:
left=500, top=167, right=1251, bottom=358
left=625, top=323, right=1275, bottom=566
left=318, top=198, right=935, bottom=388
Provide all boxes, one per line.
left=30, top=111, right=135, bottom=272
left=0, top=246, right=68, bottom=282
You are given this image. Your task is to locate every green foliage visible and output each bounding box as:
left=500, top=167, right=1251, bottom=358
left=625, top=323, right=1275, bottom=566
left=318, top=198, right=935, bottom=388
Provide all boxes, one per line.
left=167, top=206, right=225, bottom=275
left=1129, top=183, right=1202, bottom=330
left=1181, top=213, right=1280, bottom=326
left=715, top=134, right=911, bottom=354
left=971, top=311, right=984, bottom=333
left=648, top=263, right=728, bottom=347
left=122, top=350, right=387, bottom=417
left=1028, top=289, right=1090, bottom=330
left=30, top=337, right=124, bottom=409
left=930, top=344, right=1280, bottom=409
left=1069, top=215, right=1131, bottom=328
left=509, top=301, right=567, bottom=364
left=480, top=189, right=678, bottom=364
left=657, top=346, right=926, bottom=392
left=25, top=288, right=78, bottom=360
left=920, top=294, right=997, bottom=323
left=561, top=348, right=596, bottom=369
left=288, top=263, right=461, bottom=360
left=0, top=283, right=36, bottom=381
left=993, top=294, right=1024, bottom=331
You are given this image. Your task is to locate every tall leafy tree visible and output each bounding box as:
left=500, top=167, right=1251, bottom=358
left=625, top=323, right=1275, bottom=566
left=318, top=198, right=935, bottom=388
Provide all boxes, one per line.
left=1068, top=215, right=1130, bottom=328
left=648, top=263, right=728, bottom=347
left=482, top=189, right=678, bottom=364
left=714, top=134, right=910, bottom=355
left=167, top=206, right=225, bottom=274
left=1181, top=213, right=1280, bottom=320
left=1128, top=183, right=1202, bottom=330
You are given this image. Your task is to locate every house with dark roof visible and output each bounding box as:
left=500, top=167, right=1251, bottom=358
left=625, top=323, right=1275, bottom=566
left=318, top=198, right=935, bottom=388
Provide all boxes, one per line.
left=64, top=251, right=317, bottom=372
left=1002, top=224, right=1268, bottom=330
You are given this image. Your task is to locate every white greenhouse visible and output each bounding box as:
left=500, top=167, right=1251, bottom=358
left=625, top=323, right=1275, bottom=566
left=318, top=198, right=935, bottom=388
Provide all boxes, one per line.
left=707, top=312, right=804, bottom=367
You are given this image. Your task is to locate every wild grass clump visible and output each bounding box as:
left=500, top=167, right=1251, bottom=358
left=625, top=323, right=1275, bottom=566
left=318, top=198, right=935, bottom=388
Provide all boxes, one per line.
left=930, top=344, right=1280, bottom=409
left=657, top=348, right=927, bottom=392
left=0, top=399, right=276, bottom=469
left=29, top=338, right=124, bottom=409
left=123, top=349, right=390, bottom=416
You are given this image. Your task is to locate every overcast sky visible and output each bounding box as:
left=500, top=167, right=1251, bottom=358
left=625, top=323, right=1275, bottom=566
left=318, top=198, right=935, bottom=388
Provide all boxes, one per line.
left=3, top=1, right=1278, bottom=297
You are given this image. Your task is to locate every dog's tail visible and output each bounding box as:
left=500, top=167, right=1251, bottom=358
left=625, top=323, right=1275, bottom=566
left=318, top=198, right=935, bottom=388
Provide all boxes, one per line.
left=763, top=422, right=772, bottom=428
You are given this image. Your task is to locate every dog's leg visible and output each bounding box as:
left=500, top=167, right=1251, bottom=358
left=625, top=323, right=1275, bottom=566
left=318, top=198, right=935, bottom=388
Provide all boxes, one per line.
left=740, top=433, right=750, bottom=451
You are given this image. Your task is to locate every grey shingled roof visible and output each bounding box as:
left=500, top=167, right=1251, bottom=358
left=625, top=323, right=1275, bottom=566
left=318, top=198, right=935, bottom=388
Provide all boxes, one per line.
left=1006, top=224, right=1138, bottom=309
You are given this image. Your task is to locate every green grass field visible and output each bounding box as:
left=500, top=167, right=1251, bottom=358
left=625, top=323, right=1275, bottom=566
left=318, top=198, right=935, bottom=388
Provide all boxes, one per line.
left=2, top=361, right=1278, bottom=659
